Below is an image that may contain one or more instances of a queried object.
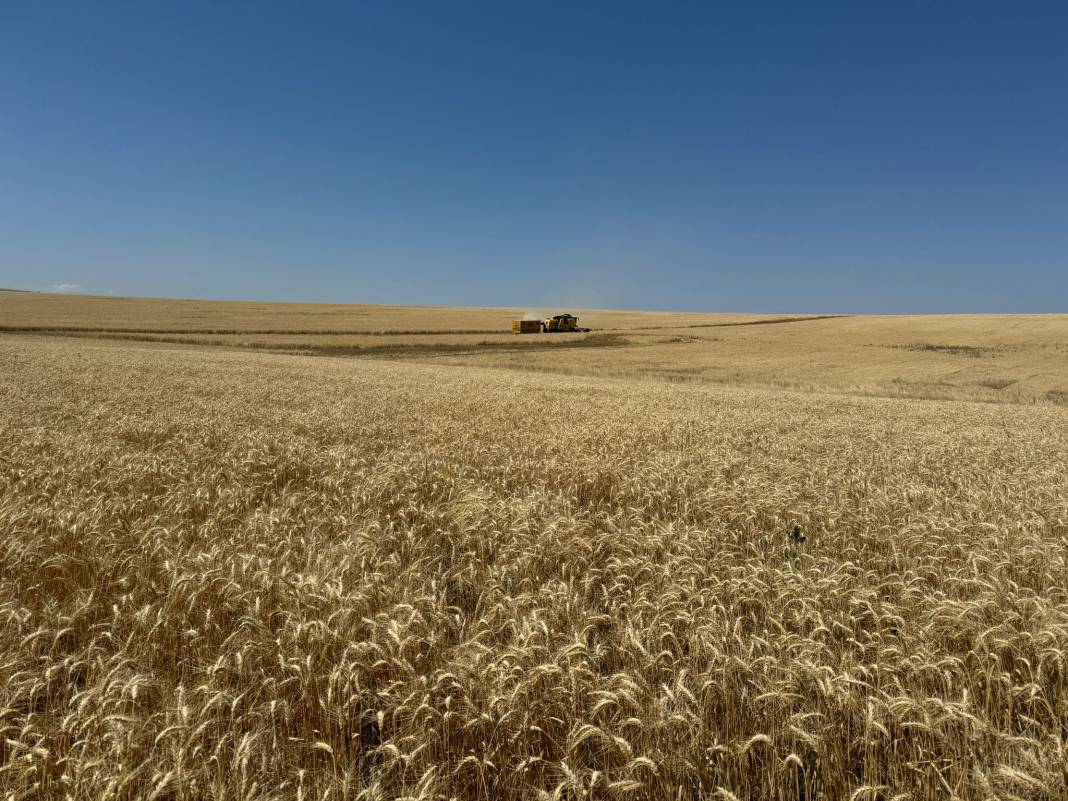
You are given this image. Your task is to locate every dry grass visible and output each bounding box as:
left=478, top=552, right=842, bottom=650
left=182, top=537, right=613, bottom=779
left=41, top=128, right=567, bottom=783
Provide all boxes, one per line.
left=2, top=334, right=1067, bottom=801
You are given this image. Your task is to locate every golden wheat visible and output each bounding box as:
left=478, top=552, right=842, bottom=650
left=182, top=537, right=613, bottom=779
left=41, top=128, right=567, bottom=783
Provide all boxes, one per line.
left=5, top=291, right=1064, bottom=406
left=1, top=332, right=1067, bottom=800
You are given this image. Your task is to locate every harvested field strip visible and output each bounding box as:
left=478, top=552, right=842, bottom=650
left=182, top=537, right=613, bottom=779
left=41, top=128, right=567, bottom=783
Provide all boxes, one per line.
left=13, top=329, right=631, bottom=356
left=686, top=313, right=846, bottom=327
left=291, top=334, right=630, bottom=358
left=894, top=343, right=988, bottom=356
left=617, top=314, right=846, bottom=331
left=0, top=315, right=834, bottom=337
left=0, top=325, right=501, bottom=336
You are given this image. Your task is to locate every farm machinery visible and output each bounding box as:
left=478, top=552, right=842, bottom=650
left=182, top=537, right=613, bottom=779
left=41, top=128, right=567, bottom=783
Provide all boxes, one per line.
left=511, top=314, right=590, bottom=334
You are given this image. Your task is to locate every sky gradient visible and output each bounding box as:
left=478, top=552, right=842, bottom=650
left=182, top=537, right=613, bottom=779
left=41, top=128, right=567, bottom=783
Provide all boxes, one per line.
left=2, top=2, right=1066, bottom=312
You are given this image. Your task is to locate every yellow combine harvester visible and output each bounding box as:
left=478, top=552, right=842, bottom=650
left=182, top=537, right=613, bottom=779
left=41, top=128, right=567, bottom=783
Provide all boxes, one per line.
left=511, top=314, right=590, bottom=334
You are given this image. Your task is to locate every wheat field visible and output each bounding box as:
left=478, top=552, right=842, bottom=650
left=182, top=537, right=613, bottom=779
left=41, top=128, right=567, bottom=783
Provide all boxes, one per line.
left=4, top=292, right=1066, bottom=406
left=2, top=294, right=1068, bottom=800
left=0, top=291, right=772, bottom=334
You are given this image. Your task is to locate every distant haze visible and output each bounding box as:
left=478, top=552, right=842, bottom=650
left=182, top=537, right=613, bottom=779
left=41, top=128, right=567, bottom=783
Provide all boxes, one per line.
left=2, top=3, right=1066, bottom=312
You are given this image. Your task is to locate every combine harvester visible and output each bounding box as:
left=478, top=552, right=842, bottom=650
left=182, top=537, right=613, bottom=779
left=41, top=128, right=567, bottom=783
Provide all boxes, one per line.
left=511, top=313, right=591, bottom=334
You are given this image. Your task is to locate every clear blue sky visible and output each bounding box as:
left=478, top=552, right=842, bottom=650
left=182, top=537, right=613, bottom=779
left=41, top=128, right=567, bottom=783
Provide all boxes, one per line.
left=2, top=2, right=1065, bottom=312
